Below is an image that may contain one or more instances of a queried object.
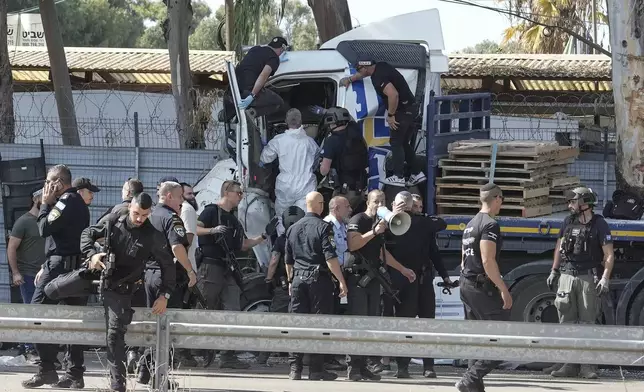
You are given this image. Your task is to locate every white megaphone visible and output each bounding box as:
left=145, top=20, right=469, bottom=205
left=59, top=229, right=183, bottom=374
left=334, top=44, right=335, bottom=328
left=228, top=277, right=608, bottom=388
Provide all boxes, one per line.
left=376, top=206, right=411, bottom=236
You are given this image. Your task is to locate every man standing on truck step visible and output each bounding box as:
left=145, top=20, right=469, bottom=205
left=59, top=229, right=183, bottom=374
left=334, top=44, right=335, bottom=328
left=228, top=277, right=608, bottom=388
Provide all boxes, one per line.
left=319, top=107, right=369, bottom=211
left=235, top=36, right=289, bottom=118
left=23, top=164, right=91, bottom=389
left=285, top=191, right=348, bottom=381
left=260, top=108, right=320, bottom=233
left=546, top=186, right=614, bottom=380
left=386, top=191, right=452, bottom=379
left=457, top=183, right=512, bottom=392
left=340, top=56, right=426, bottom=188
left=80, top=192, right=176, bottom=392
left=345, top=189, right=415, bottom=382
left=195, top=180, right=267, bottom=369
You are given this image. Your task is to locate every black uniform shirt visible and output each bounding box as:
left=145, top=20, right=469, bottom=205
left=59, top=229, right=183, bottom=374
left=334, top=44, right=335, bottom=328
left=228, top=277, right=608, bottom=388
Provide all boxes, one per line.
left=462, top=212, right=502, bottom=278
left=235, top=45, right=280, bottom=92
left=558, top=213, right=612, bottom=265
left=347, top=212, right=384, bottom=265
left=370, top=62, right=415, bottom=111
left=387, top=213, right=448, bottom=277
left=272, top=234, right=287, bottom=280
left=98, top=199, right=131, bottom=222
left=285, top=212, right=337, bottom=270
left=197, top=204, right=244, bottom=260
left=38, top=188, right=90, bottom=257
left=321, top=129, right=347, bottom=170
left=80, top=213, right=176, bottom=293
left=146, top=204, right=189, bottom=269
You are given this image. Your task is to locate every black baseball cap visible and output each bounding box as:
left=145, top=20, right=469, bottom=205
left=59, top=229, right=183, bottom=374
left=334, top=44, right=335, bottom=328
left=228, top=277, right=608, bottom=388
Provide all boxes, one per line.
left=268, top=36, right=289, bottom=49
left=158, top=176, right=179, bottom=184
left=72, top=177, right=100, bottom=192
left=354, top=55, right=376, bottom=68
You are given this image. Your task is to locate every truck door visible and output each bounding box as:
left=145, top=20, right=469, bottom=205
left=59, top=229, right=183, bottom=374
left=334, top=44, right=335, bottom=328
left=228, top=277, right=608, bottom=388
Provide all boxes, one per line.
left=225, top=61, right=251, bottom=188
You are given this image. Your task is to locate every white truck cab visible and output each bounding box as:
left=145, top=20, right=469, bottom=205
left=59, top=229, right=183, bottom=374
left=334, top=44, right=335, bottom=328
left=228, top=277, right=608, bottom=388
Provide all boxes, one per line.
left=195, top=9, right=449, bottom=269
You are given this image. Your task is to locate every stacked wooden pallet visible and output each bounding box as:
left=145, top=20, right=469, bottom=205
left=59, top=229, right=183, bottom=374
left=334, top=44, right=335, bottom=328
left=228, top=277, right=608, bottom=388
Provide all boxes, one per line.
left=435, top=140, right=579, bottom=218
left=550, top=176, right=582, bottom=212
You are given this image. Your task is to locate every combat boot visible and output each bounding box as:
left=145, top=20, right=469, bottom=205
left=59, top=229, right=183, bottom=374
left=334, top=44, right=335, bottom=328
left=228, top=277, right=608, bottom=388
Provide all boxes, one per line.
left=579, top=364, right=599, bottom=379
left=542, top=363, right=563, bottom=374
left=551, top=363, right=580, bottom=378
left=309, top=370, right=338, bottom=381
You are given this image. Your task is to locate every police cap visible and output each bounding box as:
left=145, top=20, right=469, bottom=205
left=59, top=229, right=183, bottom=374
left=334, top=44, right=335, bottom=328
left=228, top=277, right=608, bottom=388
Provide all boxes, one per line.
left=354, top=55, right=376, bottom=68
left=282, top=206, right=305, bottom=231
left=268, top=36, right=289, bottom=49
left=72, top=177, right=100, bottom=192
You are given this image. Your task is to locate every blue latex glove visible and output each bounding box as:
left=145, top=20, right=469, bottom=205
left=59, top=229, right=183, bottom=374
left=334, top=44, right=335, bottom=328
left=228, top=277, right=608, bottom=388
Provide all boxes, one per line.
left=238, top=95, right=254, bottom=110
left=279, top=52, right=289, bottom=62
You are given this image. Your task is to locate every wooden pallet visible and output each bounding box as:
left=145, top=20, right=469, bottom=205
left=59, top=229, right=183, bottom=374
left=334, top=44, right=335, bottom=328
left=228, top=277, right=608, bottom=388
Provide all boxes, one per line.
left=440, top=164, right=568, bottom=181
left=551, top=176, right=580, bottom=188
left=436, top=183, right=551, bottom=200
left=438, top=157, right=575, bottom=171
left=436, top=202, right=553, bottom=218
left=436, top=194, right=549, bottom=207
left=436, top=175, right=550, bottom=187
left=447, top=140, right=579, bottom=162
left=551, top=203, right=570, bottom=213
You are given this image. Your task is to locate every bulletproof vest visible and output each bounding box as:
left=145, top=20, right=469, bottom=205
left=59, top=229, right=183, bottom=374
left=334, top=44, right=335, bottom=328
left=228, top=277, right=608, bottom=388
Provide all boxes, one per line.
left=603, top=190, right=644, bottom=220
left=337, top=122, right=368, bottom=189
left=560, top=216, right=598, bottom=265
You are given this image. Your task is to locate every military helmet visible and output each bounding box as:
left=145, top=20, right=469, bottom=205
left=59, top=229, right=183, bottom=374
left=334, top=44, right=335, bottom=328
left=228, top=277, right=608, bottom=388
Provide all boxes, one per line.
left=322, top=107, right=352, bottom=128
left=565, top=186, right=597, bottom=206
left=282, top=206, right=305, bottom=231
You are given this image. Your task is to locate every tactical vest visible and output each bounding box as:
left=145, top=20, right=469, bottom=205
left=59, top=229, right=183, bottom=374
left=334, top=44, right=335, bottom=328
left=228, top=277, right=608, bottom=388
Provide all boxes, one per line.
left=559, top=215, right=599, bottom=266
left=337, top=122, right=368, bottom=189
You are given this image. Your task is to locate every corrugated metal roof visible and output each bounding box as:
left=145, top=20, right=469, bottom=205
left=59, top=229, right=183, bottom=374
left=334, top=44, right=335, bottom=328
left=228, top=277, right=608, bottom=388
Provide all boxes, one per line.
left=446, top=54, right=611, bottom=79
left=8, top=46, right=235, bottom=74
left=441, top=78, right=612, bottom=92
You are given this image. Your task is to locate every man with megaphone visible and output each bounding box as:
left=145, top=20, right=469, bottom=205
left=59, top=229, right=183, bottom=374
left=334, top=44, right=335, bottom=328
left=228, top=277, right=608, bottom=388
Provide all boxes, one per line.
left=344, top=189, right=416, bottom=382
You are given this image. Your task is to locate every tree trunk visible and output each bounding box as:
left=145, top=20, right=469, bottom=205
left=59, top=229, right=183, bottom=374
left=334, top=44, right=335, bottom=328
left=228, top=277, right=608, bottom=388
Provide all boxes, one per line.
left=0, top=0, right=16, bottom=143
left=166, top=0, right=201, bottom=149
left=307, top=0, right=352, bottom=43
left=225, top=0, right=234, bottom=50
left=40, top=0, right=80, bottom=146
left=609, top=0, right=644, bottom=194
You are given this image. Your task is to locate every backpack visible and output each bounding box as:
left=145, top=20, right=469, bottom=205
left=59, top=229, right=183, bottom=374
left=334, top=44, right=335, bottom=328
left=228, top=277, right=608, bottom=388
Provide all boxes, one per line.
left=603, top=190, right=644, bottom=220
left=338, top=122, right=369, bottom=188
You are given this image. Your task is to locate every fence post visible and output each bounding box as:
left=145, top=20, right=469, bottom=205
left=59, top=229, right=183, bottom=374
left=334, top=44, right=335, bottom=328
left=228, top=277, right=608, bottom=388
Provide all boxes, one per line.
left=154, top=314, right=170, bottom=392
left=603, top=127, right=609, bottom=206
left=134, top=112, right=140, bottom=178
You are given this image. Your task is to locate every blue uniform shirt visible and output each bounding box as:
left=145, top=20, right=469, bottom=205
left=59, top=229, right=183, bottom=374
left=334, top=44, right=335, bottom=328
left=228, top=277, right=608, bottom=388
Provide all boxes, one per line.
left=324, top=214, right=347, bottom=267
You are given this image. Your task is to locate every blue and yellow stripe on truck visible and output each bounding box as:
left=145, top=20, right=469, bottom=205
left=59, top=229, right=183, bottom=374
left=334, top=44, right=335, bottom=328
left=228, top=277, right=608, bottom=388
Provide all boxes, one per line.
left=441, top=216, right=644, bottom=242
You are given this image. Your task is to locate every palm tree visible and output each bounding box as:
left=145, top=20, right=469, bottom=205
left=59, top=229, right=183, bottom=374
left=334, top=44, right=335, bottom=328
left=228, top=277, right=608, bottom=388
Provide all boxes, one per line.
left=500, top=0, right=604, bottom=53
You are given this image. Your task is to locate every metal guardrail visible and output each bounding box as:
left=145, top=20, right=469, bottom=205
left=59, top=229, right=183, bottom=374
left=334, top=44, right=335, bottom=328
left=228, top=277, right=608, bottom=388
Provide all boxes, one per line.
left=1, top=304, right=643, bottom=392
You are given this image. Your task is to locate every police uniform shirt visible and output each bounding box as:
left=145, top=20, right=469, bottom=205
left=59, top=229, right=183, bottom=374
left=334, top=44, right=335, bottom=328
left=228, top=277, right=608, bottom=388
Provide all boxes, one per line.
left=272, top=234, right=287, bottom=278
left=146, top=204, right=190, bottom=268
left=324, top=215, right=347, bottom=267
left=558, top=214, right=613, bottom=264
left=81, top=213, right=176, bottom=292
left=387, top=213, right=448, bottom=274
left=370, top=62, right=416, bottom=111
left=285, top=213, right=337, bottom=270
left=97, top=200, right=131, bottom=223
left=38, top=188, right=90, bottom=257
left=235, top=46, right=280, bottom=92
left=461, top=212, right=502, bottom=278
left=197, top=204, right=244, bottom=259
left=321, top=130, right=347, bottom=170
left=347, top=212, right=384, bottom=264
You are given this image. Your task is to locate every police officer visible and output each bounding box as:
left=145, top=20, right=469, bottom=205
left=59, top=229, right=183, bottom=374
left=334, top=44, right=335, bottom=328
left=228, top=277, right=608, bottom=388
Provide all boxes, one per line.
left=256, top=206, right=306, bottom=366
left=386, top=191, right=451, bottom=379
left=457, top=183, right=512, bottom=392
left=23, top=165, right=90, bottom=389
left=319, top=107, right=369, bottom=210
left=340, top=56, right=426, bottom=188
left=98, top=178, right=144, bottom=221
left=196, top=180, right=266, bottom=369
left=547, top=186, right=614, bottom=379
left=285, top=191, right=348, bottom=381
left=345, top=189, right=415, bottom=381
left=138, top=181, right=197, bottom=384
left=80, top=193, right=176, bottom=392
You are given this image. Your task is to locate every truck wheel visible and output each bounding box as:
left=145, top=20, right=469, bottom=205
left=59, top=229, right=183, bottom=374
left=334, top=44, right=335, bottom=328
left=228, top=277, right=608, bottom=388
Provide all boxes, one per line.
left=627, top=287, right=644, bottom=326
left=509, top=275, right=558, bottom=323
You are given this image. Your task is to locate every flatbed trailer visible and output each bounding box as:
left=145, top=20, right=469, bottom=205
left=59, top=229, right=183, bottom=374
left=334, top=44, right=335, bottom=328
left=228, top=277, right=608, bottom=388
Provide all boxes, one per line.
left=423, top=93, right=644, bottom=328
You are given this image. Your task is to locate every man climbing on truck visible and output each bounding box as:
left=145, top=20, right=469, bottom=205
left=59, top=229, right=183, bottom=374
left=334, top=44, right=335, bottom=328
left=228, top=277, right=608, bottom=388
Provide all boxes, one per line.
left=340, top=55, right=426, bottom=188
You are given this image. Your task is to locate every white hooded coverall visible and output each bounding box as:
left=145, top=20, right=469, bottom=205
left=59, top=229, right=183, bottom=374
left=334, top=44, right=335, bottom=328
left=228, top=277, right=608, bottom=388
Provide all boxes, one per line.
left=260, top=126, right=319, bottom=222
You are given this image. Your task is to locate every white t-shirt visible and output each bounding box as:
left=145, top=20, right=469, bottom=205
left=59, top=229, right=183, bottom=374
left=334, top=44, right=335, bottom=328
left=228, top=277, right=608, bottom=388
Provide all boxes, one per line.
left=180, top=202, right=198, bottom=271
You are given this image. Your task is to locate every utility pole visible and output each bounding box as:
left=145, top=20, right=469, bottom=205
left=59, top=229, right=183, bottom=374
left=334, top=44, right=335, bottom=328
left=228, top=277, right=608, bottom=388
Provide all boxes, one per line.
left=0, top=0, right=16, bottom=143
left=591, top=0, right=597, bottom=53
left=225, top=0, right=234, bottom=50
left=166, top=0, right=201, bottom=149
left=609, top=0, right=644, bottom=194
left=40, top=0, right=80, bottom=146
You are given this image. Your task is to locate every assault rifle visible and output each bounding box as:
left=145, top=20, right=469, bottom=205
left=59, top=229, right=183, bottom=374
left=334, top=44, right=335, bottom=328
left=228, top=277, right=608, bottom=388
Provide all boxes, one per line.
left=221, top=234, right=245, bottom=289
left=97, top=218, right=116, bottom=301
left=355, top=253, right=401, bottom=304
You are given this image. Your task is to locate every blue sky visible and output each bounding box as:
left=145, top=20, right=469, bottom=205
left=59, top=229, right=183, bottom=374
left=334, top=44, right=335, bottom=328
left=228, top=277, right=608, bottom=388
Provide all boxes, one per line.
left=204, top=0, right=512, bottom=53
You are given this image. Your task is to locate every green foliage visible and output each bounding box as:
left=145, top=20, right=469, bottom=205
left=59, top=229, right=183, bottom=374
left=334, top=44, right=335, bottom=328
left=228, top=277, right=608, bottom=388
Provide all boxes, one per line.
left=456, top=39, right=525, bottom=54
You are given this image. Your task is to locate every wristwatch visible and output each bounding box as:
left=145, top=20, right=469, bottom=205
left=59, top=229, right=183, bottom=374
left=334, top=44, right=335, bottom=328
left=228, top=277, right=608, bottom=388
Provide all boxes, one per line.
left=388, top=112, right=395, bottom=117
left=160, top=292, right=171, bottom=300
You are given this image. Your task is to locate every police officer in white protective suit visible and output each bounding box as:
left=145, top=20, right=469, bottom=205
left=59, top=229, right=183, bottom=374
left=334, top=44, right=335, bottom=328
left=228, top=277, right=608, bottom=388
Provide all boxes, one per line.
left=259, top=108, right=319, bottom=233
